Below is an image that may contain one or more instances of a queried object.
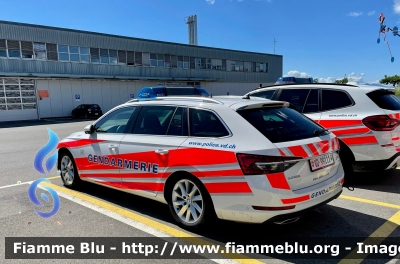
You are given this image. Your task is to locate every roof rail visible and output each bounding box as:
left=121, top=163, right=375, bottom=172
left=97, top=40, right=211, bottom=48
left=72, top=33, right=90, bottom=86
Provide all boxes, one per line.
left=253, top=82, right=359, bottom=90
left=126, top=97, right=223, bottom=104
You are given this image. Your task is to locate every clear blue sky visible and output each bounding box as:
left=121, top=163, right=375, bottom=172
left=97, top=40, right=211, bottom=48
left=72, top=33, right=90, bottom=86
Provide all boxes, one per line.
left=1, top=0, right=400, bottom=83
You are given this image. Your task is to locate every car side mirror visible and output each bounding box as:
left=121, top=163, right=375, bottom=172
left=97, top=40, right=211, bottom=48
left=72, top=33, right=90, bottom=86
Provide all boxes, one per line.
left=84, top=124, right=96, bottom=134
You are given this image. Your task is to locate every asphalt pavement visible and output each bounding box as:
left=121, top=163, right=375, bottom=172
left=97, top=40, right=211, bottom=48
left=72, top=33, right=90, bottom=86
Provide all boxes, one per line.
left=0, top=118, right=399, bottom=264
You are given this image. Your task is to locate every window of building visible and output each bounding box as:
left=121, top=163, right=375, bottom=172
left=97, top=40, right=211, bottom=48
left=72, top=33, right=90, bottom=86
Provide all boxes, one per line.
left=235, top=61, right=243, bottom=71
left=171, top=55, right=177, bottom=68
left=260, top=63, right=266, bottom=72
left=183, top=56, right=189, bottom=69
left=135, top=52, right=143, bottom=66
left=7, top=40, right=20, bottom=58
left=0, top=39, right=7, bottom=58
left=201, top=58, right=206, bottom=69
left=141, top=52, right=150, bottom=66
left=118, top=50, right=127, bottom=64
left=231, top=61, right=236, bottom=71
left=109, top=49, right=117, bottom=64
left=58, top=45, right=69, bottom=61
left=21, top=41, right=33, bottom=59
left=80, top=47, right=90, bottom=63
left=190, top=57, right=196, bottom=69
left=150, top=53, right=157, bottom=66
left=206, top=59, right=211, bottom=69
left=222, top=59, right=226, bottom=71
left=100, top=49, right=109, bottom=64
left=157, top=54, right=164, bottom=67
left=189, top=108, right=229, bottom=137
left=177, top=56, right=183, bottom=68
left=90, top=48, right=100, bottom=63
left=133, top=106, right=176, bottom=135
left=265, top=63, right=268, bottom=73
left=321, top=90, right=353, bottom=111
left=33, top=43, right=46, bottom=60
left=127, top=51, right=135, bottom=65
left=164, top=54, right=171, bottom=68
left=211, top=59, right=222, bottom=70
left=195, top=58, right=201, bottom=69
left=69, top=46, right=79, bottom=62
left=244, top=62, right=252, bottom=72
left=255, top=62, right=260, bottom=72
left=46, top=43, right=58, bottom=61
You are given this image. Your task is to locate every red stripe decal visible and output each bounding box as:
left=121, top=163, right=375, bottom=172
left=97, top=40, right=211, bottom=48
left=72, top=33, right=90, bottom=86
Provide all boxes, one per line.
left=169, top=148, right=238, bottom=166
left=267, top=172, right=291, bottom=190
left=397, top=113, right=400, bottom=119
left=204, top=182, right=252, bottom=194
left=332, top=127, right=371, bottom=136
left=341, top=136, right=379, bottom=145
left=317, top=140, right=329, bottom=154
left=279, top=149, right=286, bottom=156
left=392, top=137, right=400, bottom=141
left=318, top=120, right=363, bottom=129
left=281, top=195, right=310, bottom=204
left=396, top=148, right=400, bottom=152
left=307, top=143, right=319, bottom=156
left=287, top=146, right=308, bottom=158
left=57, top=139, right=106, bottom=149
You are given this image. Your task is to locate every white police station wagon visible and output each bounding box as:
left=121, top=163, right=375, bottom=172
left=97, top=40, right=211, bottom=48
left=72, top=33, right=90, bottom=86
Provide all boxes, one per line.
left=57, top=96, right=344, bottom=228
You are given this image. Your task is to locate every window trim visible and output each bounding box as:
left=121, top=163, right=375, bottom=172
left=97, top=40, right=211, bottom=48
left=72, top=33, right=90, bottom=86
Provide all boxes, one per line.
left=320, top=88, right=355, bottom=112
left=187, top=107, right=232, bottom=139
left=79, top=46, right=91, bottom=63
left=301, top=88, right=320, bottom=114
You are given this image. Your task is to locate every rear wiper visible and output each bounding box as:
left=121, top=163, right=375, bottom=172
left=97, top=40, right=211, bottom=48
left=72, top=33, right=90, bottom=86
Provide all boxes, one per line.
left=313, top=128, right=329, bottom=136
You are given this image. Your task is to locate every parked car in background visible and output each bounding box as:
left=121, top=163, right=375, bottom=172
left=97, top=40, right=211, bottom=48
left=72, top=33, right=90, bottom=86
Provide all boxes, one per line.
left=244, top=83, right=400, bottom=176
left=136, top=86, right=210, bottom=100
left=72, top=104, right=103, bottom=119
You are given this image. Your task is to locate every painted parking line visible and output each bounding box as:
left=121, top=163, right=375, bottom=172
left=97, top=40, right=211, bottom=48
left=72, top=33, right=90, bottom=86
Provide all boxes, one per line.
left=338, top=210, right=400, bottom=264
left=39, top=181, right=265, bottom=264
left=0, top=175, right=61, bottom=189
left=340, top=195, right=400, bottom=210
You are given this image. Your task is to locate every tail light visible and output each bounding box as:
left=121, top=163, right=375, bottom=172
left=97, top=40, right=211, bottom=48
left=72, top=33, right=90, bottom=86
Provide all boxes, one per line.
left=236, top=153, right=302, bottom=175
left=362, top=115, right=400, bottom=131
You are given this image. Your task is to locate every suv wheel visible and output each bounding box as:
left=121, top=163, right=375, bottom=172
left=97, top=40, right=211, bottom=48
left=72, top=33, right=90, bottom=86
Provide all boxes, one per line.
left=60, top=151, right=81, bottom=189
left=168, top=178, right=211, bottom=229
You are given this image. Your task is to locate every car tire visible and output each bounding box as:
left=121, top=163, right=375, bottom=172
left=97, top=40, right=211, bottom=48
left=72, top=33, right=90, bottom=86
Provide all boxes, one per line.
left=168, top=177, right=214, bottom=229
left=338, top=140, right=355, bottom=182
left=59, top=151, right=81, bottom=189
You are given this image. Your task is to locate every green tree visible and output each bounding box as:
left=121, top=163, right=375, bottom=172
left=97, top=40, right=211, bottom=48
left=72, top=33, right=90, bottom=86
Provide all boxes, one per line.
left=335, top=77, right=348, bottom=84
left=314, top=78, right=319, bottom=83
left=379, top=75, right=400, bottom=87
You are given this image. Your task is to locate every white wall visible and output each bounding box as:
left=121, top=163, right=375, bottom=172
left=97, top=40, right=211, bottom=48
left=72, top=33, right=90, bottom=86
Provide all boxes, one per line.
left=0, top=110, right=38, bottom=122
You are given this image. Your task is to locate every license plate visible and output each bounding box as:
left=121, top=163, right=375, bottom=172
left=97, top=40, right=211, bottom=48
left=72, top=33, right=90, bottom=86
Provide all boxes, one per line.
left=309, top=153, right=334, bottom=172
left=95, top=113, right=98, bottom=115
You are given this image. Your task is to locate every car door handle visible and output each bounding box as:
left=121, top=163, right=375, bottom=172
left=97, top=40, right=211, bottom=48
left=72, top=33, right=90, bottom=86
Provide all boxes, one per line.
left=108, top=144, right=118, bottom=149
left=155, top=149, right=168, bottom=154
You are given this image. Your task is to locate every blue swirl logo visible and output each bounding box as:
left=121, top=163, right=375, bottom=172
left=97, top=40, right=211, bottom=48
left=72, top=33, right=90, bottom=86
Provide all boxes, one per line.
left=28, top=178, right=60, bottom=218
left=34, top=128, right=59, bottom=174
left=30, top=128, right=61, bottom=218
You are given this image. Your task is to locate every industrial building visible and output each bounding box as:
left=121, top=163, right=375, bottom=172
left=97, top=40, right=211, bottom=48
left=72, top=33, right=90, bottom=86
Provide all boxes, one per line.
left=0, top=20, right=283, bottom=122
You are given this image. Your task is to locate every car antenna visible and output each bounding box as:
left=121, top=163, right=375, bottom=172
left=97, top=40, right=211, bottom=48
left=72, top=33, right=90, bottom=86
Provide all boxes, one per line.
left=210, top=93, right=213, bottom=98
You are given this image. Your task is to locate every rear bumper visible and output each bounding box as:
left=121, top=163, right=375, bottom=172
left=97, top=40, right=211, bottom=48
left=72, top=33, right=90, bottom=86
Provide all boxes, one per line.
left=353, top=152, right=400, bottom=172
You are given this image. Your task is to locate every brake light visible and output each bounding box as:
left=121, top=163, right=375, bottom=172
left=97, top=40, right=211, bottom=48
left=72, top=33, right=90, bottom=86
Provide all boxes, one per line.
left=362, top=115, right=400, bottom=131
left=236, top=153, right=302, bottom=175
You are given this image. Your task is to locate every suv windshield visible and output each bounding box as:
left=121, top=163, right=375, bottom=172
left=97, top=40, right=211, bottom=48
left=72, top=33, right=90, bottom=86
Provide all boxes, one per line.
left=237, top=107, right=328, bottom=143
left=367, top=90, right=400, bottom=110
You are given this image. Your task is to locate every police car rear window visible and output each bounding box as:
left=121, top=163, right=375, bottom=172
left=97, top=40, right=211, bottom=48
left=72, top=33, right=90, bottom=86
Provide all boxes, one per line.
left=367, top=90, right=400, bottom=110
left=237, top=107, right=328, bottom=143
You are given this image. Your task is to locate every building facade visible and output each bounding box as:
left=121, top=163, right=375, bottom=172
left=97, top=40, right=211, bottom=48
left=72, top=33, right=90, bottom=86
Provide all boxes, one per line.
left=0, top=20, right=283, bottom=122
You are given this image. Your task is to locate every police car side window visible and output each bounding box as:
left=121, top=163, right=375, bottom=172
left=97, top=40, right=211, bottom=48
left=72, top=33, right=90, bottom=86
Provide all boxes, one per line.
left=166, top=107, right=188, bottom=136
left=95, top=107, right=136, bottom=134
left=321, top=90, right=353, bottom=111
left=303, top=89, right=319, bottom=113
left=251, top=90, right=276, bottom=99
left=278, top=89, right=310, bottom=112
left=189, top=108, right=229, bottom=137
left=133, top=106, right=176, bottom=135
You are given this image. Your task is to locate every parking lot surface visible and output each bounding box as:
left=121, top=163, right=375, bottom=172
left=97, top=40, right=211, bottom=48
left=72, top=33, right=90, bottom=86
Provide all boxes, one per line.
left=0, top=118, right=399, bottom=263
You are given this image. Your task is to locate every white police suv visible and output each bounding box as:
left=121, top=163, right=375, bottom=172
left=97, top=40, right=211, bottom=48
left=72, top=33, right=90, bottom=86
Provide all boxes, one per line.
left=57, top=96, right=344, bottom=228
left=245, top=83, right=400, bottom=175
